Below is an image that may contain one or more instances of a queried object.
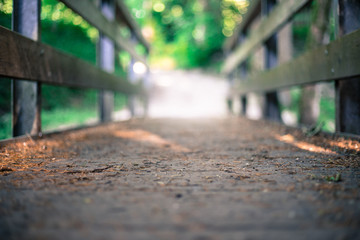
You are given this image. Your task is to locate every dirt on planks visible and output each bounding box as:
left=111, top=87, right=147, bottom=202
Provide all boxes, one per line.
left=0, top=117, right=359, bottom=239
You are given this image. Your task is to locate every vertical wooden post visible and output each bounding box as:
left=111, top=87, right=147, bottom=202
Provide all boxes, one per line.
left=262, top=0, right=281, bottom=122
left=239, top=62, right=247, bottom=116
left=143, top=67, right=150, bottom=117
left=335, top=0, right=360, bottom=134
left=12, top=0, right=41, bottom=137
left=128, top=33, right=137, bottom=117
left=238, top=33, right=247, bottom=116
left=278, top=13, right=293, bottom=118
left=98, top=0, right=115, bottom=122
left=226, top=71, right=234, bottom=115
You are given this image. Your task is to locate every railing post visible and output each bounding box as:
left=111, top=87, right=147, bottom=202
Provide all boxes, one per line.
left=238, top=33, right=248, bottom=116
left=128, top=33, right=137, bottom=117
left=226, top=71, right=234, bottom=115
left=262, top=0, right=281, bottom=122
left=98, top=0, right=115, bottom=122
left=239, top=67, right=247, bottom=116
left=335, top=0, right=360, bottom=134
left=12, top=0, right=41, bottom=137
left=277, top=10, right=293, bottom=123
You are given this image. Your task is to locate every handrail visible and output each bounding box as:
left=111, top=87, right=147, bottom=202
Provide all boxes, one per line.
left=233, top=29, right=360, bottom=94
left=60, top=0, right=147, bottom=64
left=222, top=0, right=360, bottom=135
left=223, top=0, right=260, bottom=52
left=0, top=0, right=149, bottom=138
left=0, top=26, right=139, bottom=94
left=222, top=0, right=310, bottom=75
left=115, top=0, right=150, bottom=51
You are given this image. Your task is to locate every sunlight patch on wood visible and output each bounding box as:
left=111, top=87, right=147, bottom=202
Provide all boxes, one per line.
left=327, top=139, right=360, bottom=152
left=113, top=129, right=190, bottom=152
left=275, top=134, right=336, bottom=154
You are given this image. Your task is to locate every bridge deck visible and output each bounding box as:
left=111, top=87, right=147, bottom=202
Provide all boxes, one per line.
left=1, top=118, right=360, bottom=239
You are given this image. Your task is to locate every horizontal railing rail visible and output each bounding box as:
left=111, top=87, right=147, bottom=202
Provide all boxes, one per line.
left=0, top=26, right=139, bottom=93
left=0, top=0, right=149, bottom=138
left=60, top=0, right=148, bottom=64
left=233, top=29, right=360, bottom=94
left=114, top=0, right=149, bottom=50
left=222, top=0, right=360, bottom=135
left=222, top=0, right=310, bottom=74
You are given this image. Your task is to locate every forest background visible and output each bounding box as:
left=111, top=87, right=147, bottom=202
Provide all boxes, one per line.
left=0, top=0, right=335, bottom=139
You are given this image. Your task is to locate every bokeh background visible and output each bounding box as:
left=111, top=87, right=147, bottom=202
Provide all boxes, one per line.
left=0, top=0, right=336, bottom=139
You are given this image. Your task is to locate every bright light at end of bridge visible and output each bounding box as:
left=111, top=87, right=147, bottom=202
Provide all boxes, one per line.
left=133, top=62, right=147, bottom=75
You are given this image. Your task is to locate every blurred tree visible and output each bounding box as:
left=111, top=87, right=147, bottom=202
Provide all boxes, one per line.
left=125, top=0, right=249, bottom=69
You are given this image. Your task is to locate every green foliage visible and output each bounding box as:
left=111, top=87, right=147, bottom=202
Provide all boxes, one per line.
left=125, top=0, right=229, bottom=69
left=319, top=93, right=335, bottom=132
left=0, top=9, right=10, bottom=28
left=41, top=3, right=97, bottom=63
left=41, top=107, right=97, bottom=132
left=0, top=113, right=11, bottom=139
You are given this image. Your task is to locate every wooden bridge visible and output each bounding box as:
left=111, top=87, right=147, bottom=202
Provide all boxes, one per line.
left=1, top=0, right=360, bottom=239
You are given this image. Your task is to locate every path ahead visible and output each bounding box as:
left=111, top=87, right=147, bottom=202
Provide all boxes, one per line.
left=148, top=70, right=228, bottom=118
left=1, top=118, right=360, bottom=239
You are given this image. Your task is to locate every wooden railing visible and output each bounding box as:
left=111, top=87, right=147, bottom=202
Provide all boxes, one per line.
left=223, top=0, right=360, bottom=135
left=0, top=0, right=149, bottom=137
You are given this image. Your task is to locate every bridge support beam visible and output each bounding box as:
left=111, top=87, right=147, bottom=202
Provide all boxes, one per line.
left=335, top=0, right=360, bottom=134
left=12, top=0, right=41, bottom=137
left=262, top=0, right=281, bottom=122
left=98, top=0, right=115, bottom=122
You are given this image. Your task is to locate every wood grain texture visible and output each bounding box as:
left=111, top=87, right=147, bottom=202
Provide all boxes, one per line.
left=222, top=0, right=310, bottom=74
left=0, top=26, right=139, bottom=94
left=59, top=0, right=147, bottom=64
left=233, top=29, right=360, bottom=94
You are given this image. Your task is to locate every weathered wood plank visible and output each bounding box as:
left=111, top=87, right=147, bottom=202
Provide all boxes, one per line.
left=0, top=26, right=138, bottom=94
left=233, top=29, right=360, bottom=94
left=59, top=0, right=147, bottom=64
left=222, top=0, right=310, bottom=75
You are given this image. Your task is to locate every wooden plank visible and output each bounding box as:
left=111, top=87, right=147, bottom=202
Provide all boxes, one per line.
left=222, top=0, right=310, bottom=75
left=0, top=26, right=139, bottom=94
left=335, top=0, right=360, bottom=135
left=223, top=0, right=260, bottom=52
left=59, top=0, right=147, bottom=64
left=115, top=0, right=150, bottom=51
left=233, top=28, right=360, bottom=94
left=12, top=0, right=42, bottom=137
